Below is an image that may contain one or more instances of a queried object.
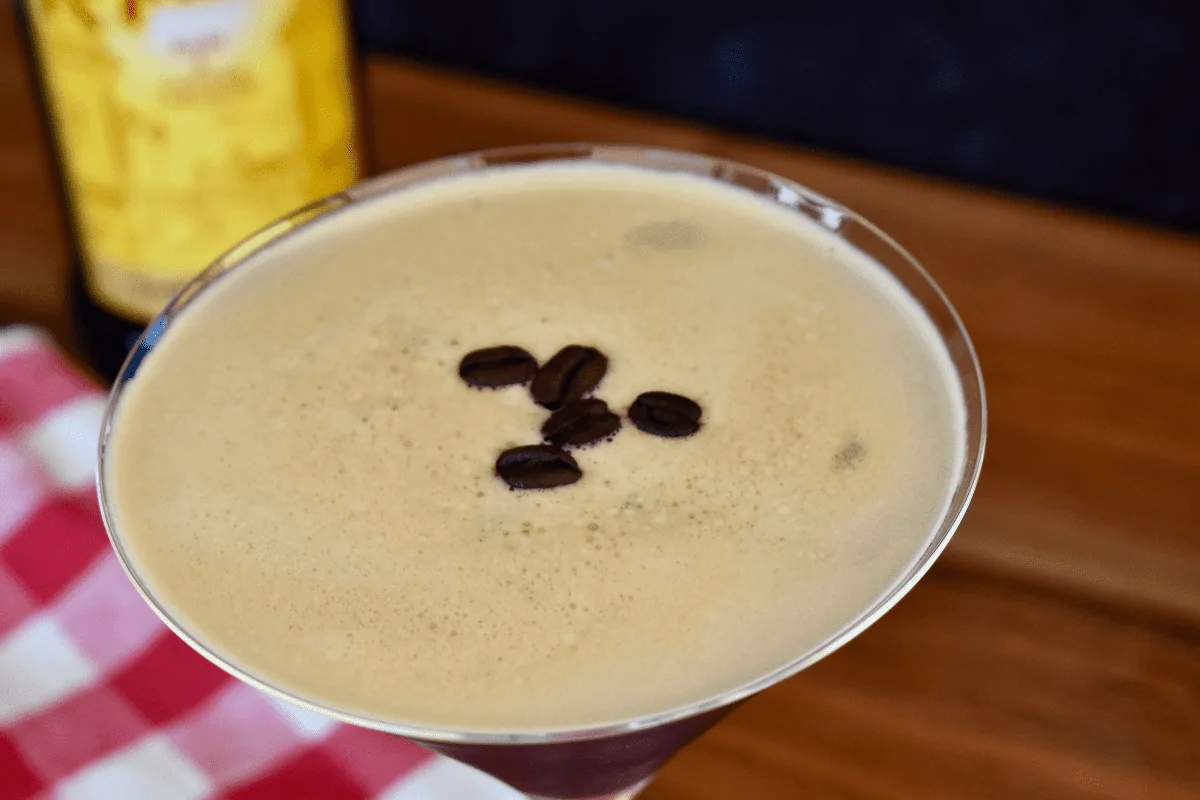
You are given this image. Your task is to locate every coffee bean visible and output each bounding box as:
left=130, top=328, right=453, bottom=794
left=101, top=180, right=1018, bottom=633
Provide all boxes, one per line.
left=542, top=398, right=622, bottom=448
left=628, top=392, right=703, bottom=438
left=530, top=346, right=608, bottom=409
left=495, top=444, right=583, bottom=490
left=459, top=346, right=538, bottom=388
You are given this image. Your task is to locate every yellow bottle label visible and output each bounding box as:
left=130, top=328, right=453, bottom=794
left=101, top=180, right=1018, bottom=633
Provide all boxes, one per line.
left=26, top=0, right=359, bottom=321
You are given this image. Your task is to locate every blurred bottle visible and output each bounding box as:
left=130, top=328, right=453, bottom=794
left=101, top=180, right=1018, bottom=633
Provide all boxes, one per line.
left=18, top=0, right=362, bottom=380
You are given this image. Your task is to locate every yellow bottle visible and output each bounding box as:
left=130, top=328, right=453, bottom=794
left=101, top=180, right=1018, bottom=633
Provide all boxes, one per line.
left=20, top=0, right=361, bottom=377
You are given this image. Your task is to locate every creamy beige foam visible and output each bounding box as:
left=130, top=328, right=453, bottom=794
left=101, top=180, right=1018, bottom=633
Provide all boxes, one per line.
left=105, top=163, right=965, bottom=732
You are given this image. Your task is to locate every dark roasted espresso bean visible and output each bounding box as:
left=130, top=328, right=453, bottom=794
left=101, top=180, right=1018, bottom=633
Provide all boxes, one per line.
left=628, top=392, right=703, bottom=438
left=541, top=398, right=622, bottom=448
left=458, top=346, right=538, bottom=388
left=495, top=444, right=582, bottom=489
left=530, top=345, right=608, bottom=409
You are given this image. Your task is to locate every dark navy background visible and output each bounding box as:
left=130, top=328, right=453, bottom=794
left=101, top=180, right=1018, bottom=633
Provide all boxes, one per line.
left=353, top=0, right=1200, bottom=233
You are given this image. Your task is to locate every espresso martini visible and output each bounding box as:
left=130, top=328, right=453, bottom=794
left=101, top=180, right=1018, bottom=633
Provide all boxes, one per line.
left=104, top=162, right=965, bottom=732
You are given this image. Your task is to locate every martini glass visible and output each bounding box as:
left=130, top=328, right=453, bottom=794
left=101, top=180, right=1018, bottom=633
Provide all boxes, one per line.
left=97, top=143, right=986, bottom=800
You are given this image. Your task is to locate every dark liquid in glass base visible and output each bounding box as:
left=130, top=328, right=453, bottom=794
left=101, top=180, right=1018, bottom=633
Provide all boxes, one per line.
left=426, top=705, right=733, bottom=798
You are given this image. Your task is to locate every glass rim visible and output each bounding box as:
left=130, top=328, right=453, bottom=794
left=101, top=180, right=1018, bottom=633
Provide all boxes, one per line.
left=97, top=142, right=987, bottom=746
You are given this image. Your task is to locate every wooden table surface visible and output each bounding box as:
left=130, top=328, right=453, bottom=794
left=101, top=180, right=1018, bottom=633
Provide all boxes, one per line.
left=2, top=9, right=1198, bottom=800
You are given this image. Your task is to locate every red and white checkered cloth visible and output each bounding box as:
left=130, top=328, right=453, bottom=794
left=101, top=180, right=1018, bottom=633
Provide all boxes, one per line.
left=0, top=327, right=516, bottom=800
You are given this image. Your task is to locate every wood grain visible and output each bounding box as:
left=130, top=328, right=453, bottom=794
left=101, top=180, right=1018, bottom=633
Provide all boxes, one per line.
left=1, top=6, right=1197, bottom=798
left=661, top=568, right=1200, bottom=799
left=0, top=7, right=68, bottom=335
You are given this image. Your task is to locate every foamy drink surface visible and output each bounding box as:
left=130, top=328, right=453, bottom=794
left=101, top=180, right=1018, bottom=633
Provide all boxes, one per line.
left=105, top=163, right=965, bottom=731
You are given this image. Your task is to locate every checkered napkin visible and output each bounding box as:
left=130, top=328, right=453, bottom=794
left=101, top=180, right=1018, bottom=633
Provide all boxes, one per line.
left=0, top=327, right=515, bottom=800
